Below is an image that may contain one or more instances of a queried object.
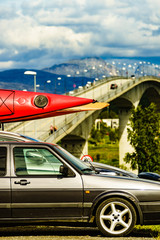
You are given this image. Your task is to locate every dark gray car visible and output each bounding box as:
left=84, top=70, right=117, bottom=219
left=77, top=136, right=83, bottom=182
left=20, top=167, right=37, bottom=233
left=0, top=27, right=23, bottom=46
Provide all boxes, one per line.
left=0, top=141, right=160, bottom=237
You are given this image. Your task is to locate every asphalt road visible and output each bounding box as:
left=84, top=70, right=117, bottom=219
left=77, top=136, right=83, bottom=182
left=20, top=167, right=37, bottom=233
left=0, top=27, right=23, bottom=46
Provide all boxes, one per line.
left=0, top=225, right=156, bottom=240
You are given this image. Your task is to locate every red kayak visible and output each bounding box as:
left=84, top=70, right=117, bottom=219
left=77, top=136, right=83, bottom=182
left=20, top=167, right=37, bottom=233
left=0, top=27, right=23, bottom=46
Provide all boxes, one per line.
left=0, top=89, right=108, bottom=123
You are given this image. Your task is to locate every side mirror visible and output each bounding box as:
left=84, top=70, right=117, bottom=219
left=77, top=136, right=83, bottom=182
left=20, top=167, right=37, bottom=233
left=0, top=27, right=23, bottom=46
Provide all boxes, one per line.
left=59, top=165, right=68, bottom=176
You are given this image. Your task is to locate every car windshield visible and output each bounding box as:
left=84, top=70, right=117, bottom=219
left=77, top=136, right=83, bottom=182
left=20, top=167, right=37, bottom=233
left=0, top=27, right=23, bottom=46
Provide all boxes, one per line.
left=53, top=145, right=95, bottom=174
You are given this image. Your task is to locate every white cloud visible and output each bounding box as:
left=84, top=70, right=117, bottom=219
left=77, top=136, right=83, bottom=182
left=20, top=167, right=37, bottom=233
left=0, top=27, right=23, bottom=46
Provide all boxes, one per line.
left=0, top=60, right=14, bottom=70
left=0, top=16, right=91, bottom=52
left=0, top=0, right=160, bottom=70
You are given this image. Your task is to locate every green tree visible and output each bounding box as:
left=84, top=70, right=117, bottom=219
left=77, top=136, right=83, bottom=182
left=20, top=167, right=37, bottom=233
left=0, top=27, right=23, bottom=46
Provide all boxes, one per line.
left=99, top=108, right=118, bottom=119
left=109, top=128, right=119, bottom=142
left=124, top=103, right=160, bottom=173
left=89, top=126, right=102, bottom=143
left=99, top=121, right=108, bottom=139
left=89, top=122, right=108, bottom=143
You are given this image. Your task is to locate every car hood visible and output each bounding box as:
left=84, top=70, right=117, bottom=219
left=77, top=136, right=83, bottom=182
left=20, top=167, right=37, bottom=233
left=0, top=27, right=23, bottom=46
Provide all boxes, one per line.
left=82, top=173, right=160, bottom=191
left=89, top=161, right=137, bottom=178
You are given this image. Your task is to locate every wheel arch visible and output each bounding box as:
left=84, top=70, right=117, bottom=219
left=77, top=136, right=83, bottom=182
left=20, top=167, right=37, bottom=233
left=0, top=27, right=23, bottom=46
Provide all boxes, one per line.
left=89, top=191, right=143, bottom=225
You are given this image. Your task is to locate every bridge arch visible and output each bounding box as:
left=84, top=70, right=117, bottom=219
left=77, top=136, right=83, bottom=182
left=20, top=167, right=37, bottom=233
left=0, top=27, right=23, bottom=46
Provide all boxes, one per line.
left=112, top=80, right=160, bottom=171
left=61, top=110, right=101, bottom=158
left=113, top=80, right=160, bottom=108
left=139, top=87, right=160, bottom=109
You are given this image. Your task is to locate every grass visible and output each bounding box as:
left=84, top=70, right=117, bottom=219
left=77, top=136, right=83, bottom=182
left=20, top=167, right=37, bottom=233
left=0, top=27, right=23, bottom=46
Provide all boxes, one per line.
left=0, top=225, right=159, bottom=239
left=88, top=138, right=119, bottom=166
left=134, top=225, right=160, bottom=239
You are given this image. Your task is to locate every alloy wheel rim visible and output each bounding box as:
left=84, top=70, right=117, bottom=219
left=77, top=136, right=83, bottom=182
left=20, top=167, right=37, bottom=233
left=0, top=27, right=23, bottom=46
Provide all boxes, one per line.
left=99, top=201, right=132, bottom=235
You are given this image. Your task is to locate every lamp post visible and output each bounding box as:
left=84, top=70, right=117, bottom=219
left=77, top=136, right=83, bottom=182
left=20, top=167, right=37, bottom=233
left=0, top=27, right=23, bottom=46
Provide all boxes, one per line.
left=57, top=77, right=61, bottom=94
left=128, top=64, right=132, bottom=78
left=122, top=67, right=126, bottom=77
left=83, top=69, right=88, bottom=86
left=147, top=62, right=150, bottom=75
left=90, top=66, right=95, bottom=78
left=74, top=71, right=79, bottom=89
left=24, top=71, right=38, bottom=138
left=44, top=80, right=51, bottom=92
left=24, top=71, right=37, bottom=92
left=54, top=77, right=62, bottom=94
left=66, top=74, right=71, bottom=94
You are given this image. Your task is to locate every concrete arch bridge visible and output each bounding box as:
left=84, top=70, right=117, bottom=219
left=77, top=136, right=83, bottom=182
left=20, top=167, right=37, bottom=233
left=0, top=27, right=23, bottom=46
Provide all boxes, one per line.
left=5, top=76, right=160, bottom=169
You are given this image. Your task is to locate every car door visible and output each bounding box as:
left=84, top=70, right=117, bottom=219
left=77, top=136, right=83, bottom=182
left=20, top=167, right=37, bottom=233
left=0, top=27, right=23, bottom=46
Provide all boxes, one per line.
left=10, top=144, right=83, bottom=219
left=0, top=145, right=11, bottom=218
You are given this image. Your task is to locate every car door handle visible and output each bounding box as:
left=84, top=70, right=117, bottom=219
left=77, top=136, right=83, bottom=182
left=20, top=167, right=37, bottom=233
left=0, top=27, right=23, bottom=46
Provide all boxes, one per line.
left=14, top=180, right=30, bottom=185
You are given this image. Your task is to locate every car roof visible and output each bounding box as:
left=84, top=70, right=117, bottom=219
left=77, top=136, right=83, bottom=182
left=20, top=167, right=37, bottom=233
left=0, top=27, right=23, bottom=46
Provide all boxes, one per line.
left=0, top=141, right=55, bottom=147
left=0, top=131, right=40, bottom=142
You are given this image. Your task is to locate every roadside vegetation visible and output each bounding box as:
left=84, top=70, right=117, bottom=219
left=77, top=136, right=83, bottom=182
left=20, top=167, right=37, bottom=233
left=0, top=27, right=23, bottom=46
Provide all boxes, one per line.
left=134, top=225, right=160, bottom=239
left=124, top=103, right=160, bottom=174
left=88, top=132, right=119, bottom=167
left=0, top=224, right=159, bottom=239
left=88, top=103, right=160, bottom=174
left=88, top=108, right=120, bottom=167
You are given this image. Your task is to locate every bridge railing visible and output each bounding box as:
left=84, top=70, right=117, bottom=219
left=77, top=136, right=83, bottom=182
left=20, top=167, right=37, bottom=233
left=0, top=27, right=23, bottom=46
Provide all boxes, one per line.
left=43, top=75, right=160, bottom=143
left=42, top=77, right=140, bottom=142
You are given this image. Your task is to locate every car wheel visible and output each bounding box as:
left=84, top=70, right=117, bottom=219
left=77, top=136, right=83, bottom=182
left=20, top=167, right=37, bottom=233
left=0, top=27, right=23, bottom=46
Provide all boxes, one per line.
left=96, top=197, right=137, bottom=237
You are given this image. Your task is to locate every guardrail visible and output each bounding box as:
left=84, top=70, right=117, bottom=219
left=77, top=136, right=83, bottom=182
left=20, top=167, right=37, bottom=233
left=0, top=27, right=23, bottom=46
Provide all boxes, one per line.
left=41, top=78, right=136, bottom=142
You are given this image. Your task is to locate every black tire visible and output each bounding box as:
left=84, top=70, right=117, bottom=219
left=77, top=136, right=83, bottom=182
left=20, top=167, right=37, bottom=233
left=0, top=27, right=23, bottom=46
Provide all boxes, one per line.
left=96, top=197, right=137, bottom=237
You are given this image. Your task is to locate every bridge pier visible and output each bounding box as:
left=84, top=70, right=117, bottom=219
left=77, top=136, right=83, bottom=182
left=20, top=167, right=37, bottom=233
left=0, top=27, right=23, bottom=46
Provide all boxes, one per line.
left=61, top=135, right=88, bottom=158
left=60, top=111, right=101, bottom=158
left=118, top=107, right=135, bottom=171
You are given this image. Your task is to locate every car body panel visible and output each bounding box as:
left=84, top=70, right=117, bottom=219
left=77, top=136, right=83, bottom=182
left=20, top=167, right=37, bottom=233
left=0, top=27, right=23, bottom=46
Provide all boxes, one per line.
left=0, top=177, right=11, bottom=218
left=10, top=143, right=83, bottom=219
left=0, top=145, right=11, bottom=218
left=82, top=174, right=160, bottom=200
left=11, top=176, right=83, bottom=219
left=81, top=174, right=160, bottom=224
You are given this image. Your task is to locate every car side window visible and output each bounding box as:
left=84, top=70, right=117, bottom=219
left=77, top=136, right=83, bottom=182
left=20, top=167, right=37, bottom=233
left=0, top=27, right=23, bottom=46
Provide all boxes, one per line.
left=0, top=147, right=7, bottom=176
left=14, top=147, right=65, bottom=176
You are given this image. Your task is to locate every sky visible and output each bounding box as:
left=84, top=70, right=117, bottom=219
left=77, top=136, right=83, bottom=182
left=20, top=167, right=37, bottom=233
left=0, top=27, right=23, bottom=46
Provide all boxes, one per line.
left=0, top=0, right=160, bottom=71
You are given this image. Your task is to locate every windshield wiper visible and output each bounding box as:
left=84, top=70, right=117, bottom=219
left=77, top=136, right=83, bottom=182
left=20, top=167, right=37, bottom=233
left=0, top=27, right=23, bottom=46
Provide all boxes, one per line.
left=83, top=161, right=100, bottom=174
left=81, top=168, right=93, bottom=172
